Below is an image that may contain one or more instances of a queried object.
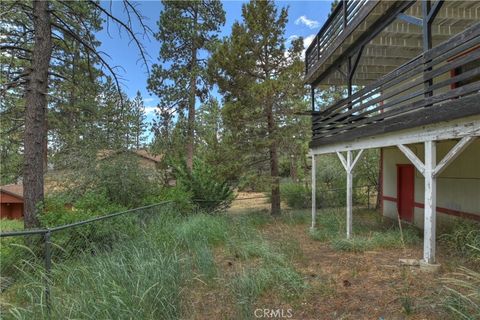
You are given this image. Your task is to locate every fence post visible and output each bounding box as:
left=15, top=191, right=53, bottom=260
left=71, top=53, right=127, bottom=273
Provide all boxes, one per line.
left=44, top=229, right=52, bottom=316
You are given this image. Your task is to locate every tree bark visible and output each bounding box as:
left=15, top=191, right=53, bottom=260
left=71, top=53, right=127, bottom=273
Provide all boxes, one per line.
left=186, top=58, right=196, bottom=171
left=267, top=104, right=281, bottom=216
left=186, top=8, right=198, bottom=172
left=23, top=0, right=52, bottom=229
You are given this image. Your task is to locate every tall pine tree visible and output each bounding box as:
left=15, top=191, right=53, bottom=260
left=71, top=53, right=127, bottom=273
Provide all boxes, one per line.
left=147, top=0, right=225, bottom=170
left=210, top=0, right=305, bottom=216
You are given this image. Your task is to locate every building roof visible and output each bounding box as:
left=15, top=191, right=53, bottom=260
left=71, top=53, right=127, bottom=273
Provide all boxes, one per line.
left=0, top=184, right=23, bottom=199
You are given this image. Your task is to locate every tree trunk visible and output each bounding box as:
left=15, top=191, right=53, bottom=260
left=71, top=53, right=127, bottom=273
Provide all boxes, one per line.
left=267, top=104, right=281, bottom=216
left=186, top=59, right=196, bottom=171
left=23, top=0, right=52, bottom=229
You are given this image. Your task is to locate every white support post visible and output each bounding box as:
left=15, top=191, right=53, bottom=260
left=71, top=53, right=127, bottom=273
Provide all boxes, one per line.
left=424, top=140, right=437, bottom=264
left=346, top=151, right=353, bottom=239
left=311, top=154, right=316, bottom=231
left=336, top=150, right=364, bottom=239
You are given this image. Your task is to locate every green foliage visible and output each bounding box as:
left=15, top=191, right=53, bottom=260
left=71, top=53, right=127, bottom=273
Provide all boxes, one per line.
left=148, top=0, right=226, bottom=162
left=146, top=184, right=194, bottom=213
left=0, top=219, right=26, bottom=275
left=280, top=183, right=310, bottom=209
left=209, top=0, right=307, bottom=213
left=173, top=158, right=234, bottom=212
left=95, top=153, right=160, bottom=208
left=0, top=219, right=23, bottom=232
left=439, top=220, right=480, bottom=262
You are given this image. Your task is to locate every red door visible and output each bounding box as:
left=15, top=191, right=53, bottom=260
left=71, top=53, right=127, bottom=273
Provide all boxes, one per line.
left=397, top=164, right=414, bottom=222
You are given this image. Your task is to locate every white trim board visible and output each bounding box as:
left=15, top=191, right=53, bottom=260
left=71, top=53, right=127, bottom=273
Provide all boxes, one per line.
left=309, top=116, right=480, bottom=155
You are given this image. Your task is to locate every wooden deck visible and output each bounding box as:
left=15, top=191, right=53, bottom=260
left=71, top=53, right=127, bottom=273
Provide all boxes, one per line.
left=310, top=22, right=480, bottom=147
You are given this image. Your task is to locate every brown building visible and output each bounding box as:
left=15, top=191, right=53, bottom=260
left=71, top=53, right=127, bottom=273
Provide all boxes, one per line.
left=0, top=184, right=24, bottom=220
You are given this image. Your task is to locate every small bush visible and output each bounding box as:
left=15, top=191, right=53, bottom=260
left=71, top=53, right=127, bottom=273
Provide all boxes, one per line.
left=95, top=153, right=161, bottom=208
left=173, top=158, right=234, bottom=213
left=280, top=183, right=311, bottom=209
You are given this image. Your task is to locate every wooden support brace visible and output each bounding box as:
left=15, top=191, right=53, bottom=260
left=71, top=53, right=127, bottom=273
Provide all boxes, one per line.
left=433, top=136, right=474, bottom=177
left=336, top=151, right=348, bottom=171
left=397, top=144, right=425, bottom=175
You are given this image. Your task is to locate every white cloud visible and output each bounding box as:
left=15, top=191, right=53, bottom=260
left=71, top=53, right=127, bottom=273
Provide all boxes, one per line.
left=144, top=106, right=157, bottom=115
left=303, top=34, right=316, bottom=49
left=287, top=35, right=300, bottom=43
left=295, top=16, right=320, bottom=29
left=144, top=97, right=155, bottom=103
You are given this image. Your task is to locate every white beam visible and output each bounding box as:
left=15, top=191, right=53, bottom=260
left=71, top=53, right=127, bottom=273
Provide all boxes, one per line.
left=311, top=155, right=317, bottom=231
left=433, top=136, right=475, bottom=178
left=336, top=151, right=348, bottom=171
left=350, top=149, right=364, bottom=170
left=310, top=116, right=480, bottom=155
left=423, top=140, right=437, bottom=264
left=397, top=144, right=425, bottom=175
left=346, top=151, right=353, bottom=239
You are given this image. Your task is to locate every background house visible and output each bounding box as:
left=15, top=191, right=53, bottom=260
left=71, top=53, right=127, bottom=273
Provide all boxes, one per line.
left=0, top=184, right=24, bottom=220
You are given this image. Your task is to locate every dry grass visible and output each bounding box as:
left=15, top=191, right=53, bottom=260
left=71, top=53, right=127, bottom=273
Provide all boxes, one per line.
left=199, top=193, right=470, bottom=319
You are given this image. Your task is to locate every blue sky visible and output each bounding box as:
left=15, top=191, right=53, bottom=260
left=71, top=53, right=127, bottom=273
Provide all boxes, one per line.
left=96, top=0, right=333, bottom=128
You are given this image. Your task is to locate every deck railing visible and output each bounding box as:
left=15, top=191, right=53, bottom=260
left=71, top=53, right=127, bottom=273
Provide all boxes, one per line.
left=311, top=22, right=480, bottom=145
left=305, top=0, right=369, bottom=75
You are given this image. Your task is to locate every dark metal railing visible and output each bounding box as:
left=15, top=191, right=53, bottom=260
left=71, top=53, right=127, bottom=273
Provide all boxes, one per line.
left=305, top=0, right=369, bottom=75
left=311, top=22, right=480, bottom=145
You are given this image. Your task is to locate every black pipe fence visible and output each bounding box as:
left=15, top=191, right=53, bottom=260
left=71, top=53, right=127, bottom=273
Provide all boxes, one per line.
left=0, top=189, right=377, bottom=317
left=0, top=201, right=174, bottom=318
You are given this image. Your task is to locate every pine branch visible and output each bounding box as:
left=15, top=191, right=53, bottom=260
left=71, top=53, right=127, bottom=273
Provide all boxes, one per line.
left=87, top=0, right=150, bottom=74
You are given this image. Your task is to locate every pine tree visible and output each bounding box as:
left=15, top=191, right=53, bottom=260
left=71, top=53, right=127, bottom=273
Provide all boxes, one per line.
left=209, top=0, right=306, bottom=216
left=147, top=0, right=225, bottom=171
left=1, top=0, right=149, bottom=228
left=130, top=91, right=147, bottom=149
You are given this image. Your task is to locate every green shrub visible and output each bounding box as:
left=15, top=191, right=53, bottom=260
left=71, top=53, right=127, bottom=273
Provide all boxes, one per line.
left=95, top=153, right=161, bottom=208
left=39, top=192, right=142, bottom=262
left=280, top=183, right=311, bottom=209
left=153, top=185, right=194, bottom=213
left=173, top=158, right=234, bottom=213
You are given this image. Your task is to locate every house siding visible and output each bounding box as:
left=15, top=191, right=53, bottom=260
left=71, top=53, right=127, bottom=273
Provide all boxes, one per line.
left=382, top=139, right=480, bottom=227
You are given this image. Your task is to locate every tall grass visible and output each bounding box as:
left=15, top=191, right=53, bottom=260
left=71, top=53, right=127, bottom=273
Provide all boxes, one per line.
left=439, top=220, right=480, bottom=262
left=441, top=246, right=480, bottom=320
left=309, top=208, right=420, bottom=252
left=2, top=209, right=306, bottom=320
